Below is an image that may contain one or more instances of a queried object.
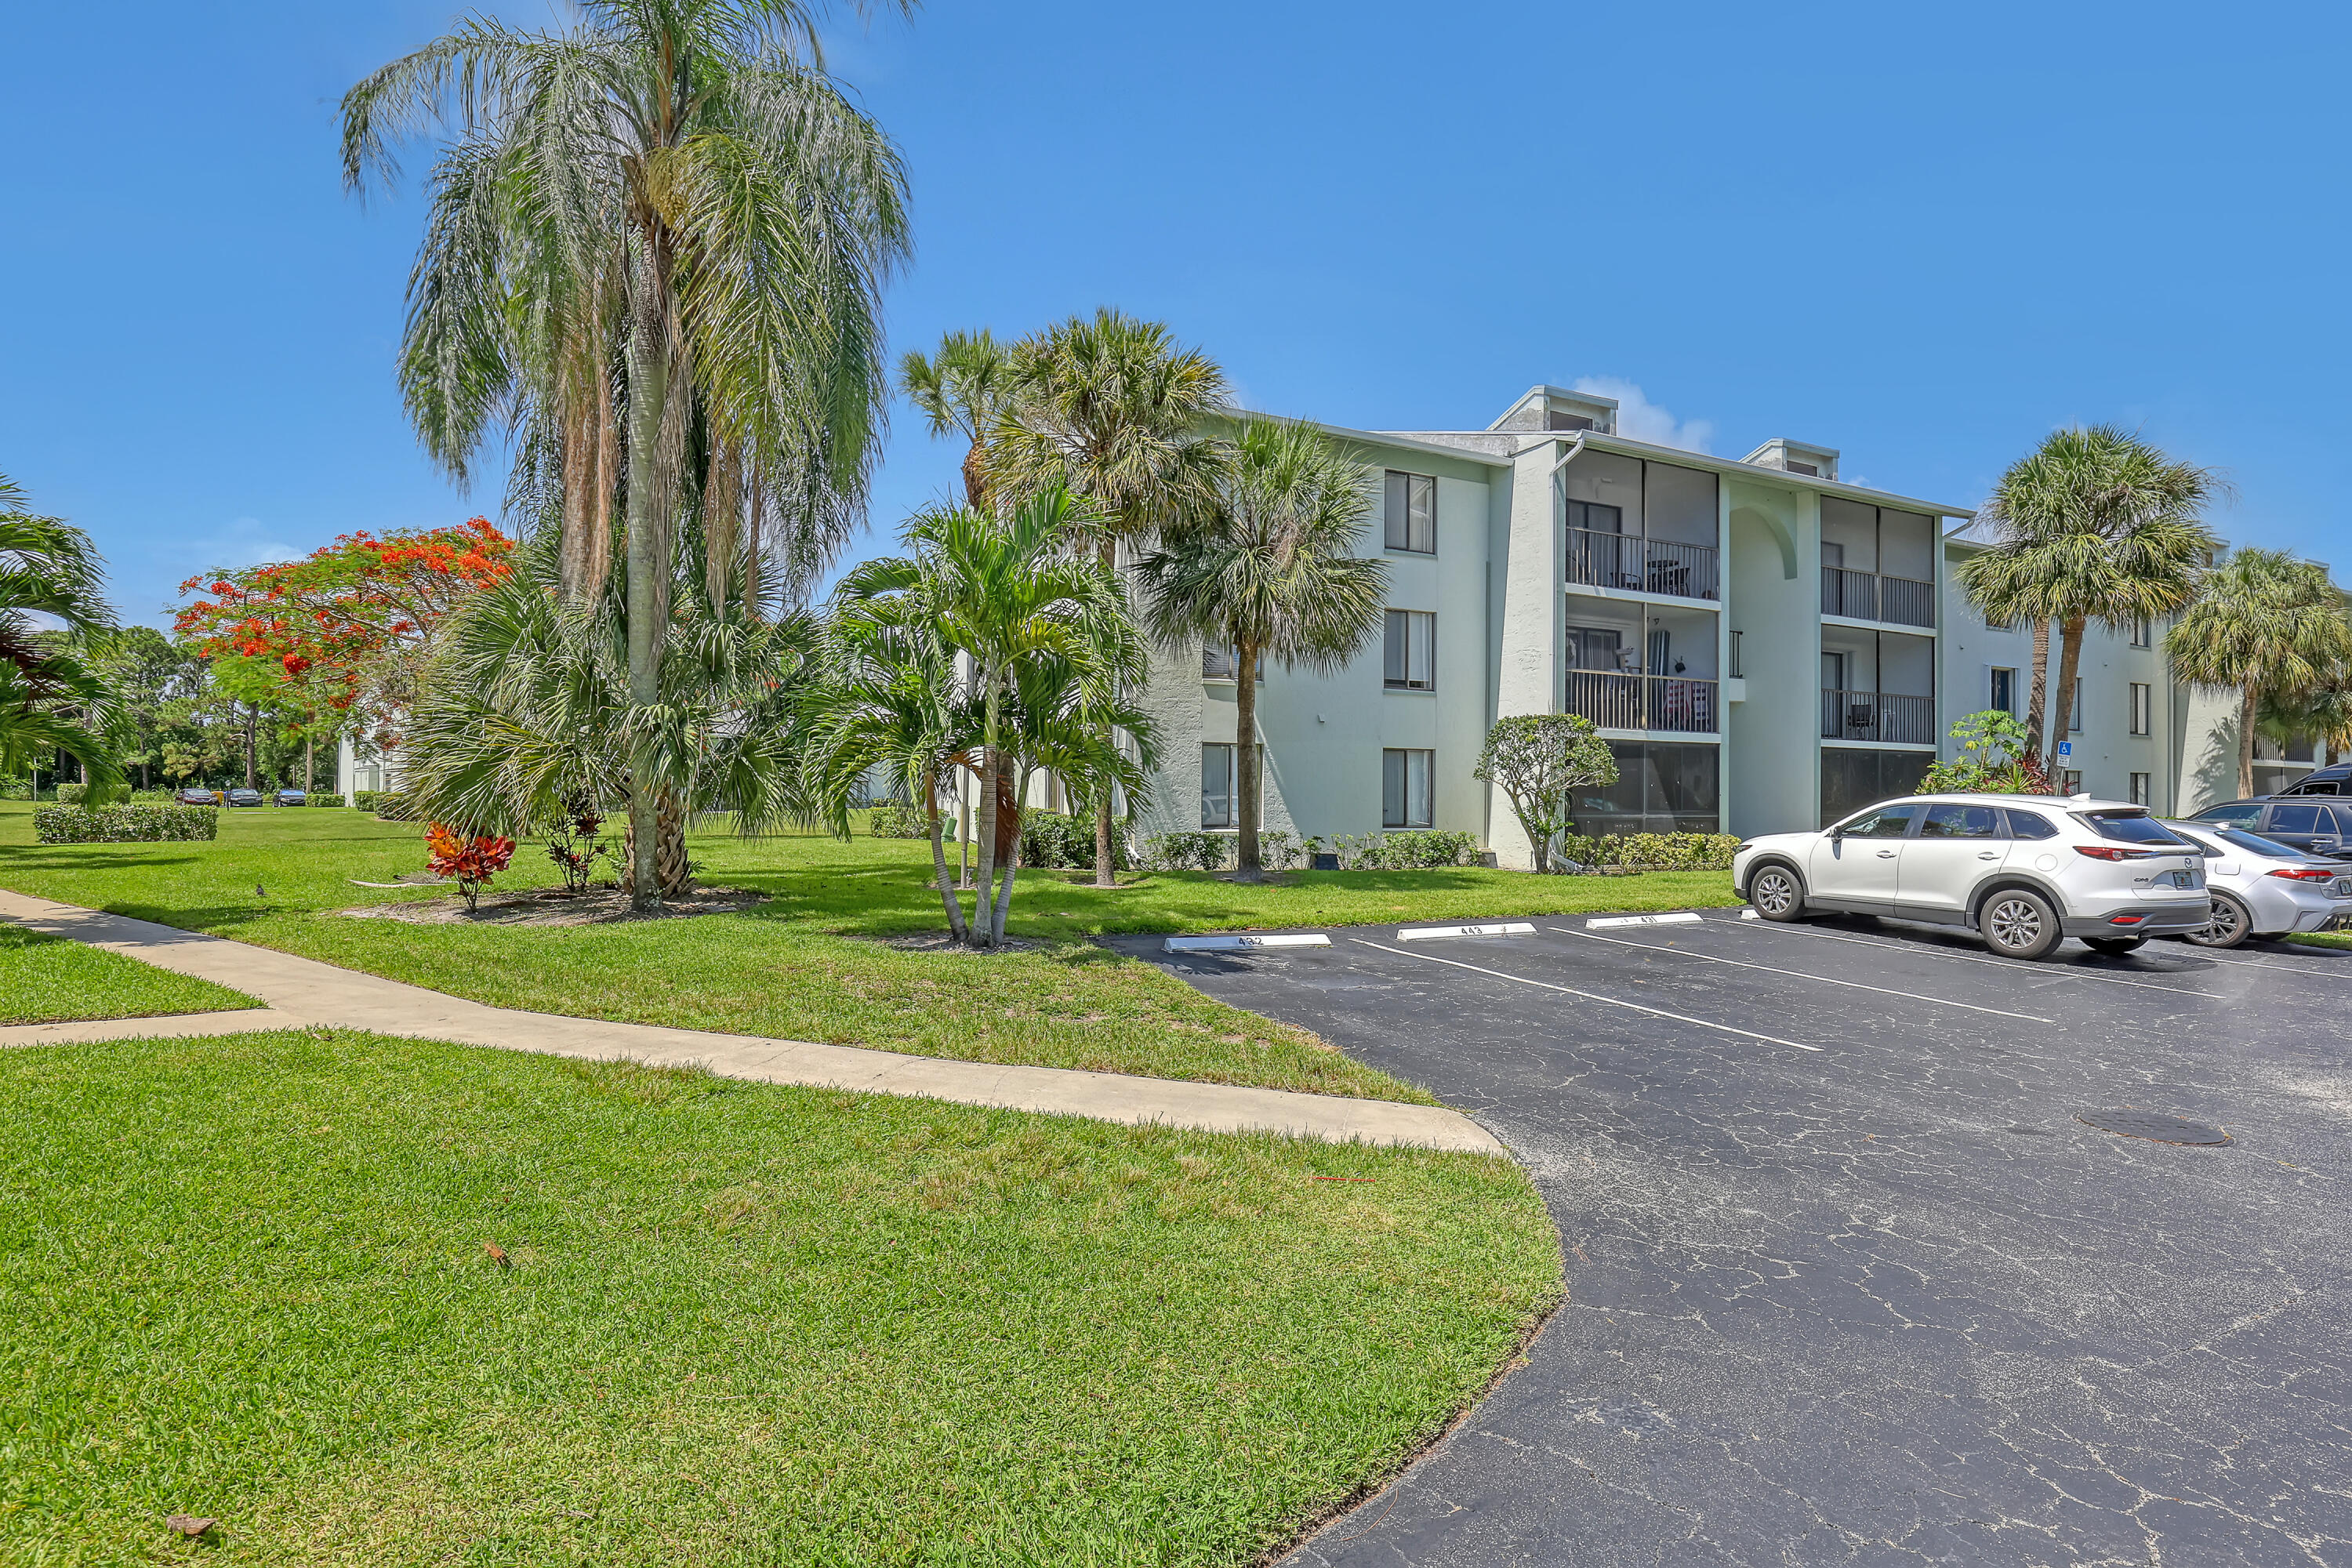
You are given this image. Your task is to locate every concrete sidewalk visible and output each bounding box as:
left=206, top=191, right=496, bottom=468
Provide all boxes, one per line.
left=0, top=891, right=1502, bottom=1155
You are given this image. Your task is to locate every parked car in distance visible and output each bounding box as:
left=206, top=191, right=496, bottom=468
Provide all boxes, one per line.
left=272, top=787, right=307, bottom=807
left=173, top=786, right=220, bottom=806
left=2276, top=761, right=2351, bottom=796
left=2158, top=819, right=2352, bottom=947
left=2188, top=797, right=2352, bottom=859
left=1733, top=793, right=2211, bottom=960
left=223, top=788, right=265, bottom=808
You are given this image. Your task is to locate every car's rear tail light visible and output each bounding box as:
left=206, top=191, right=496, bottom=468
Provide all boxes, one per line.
left=2267, top=866, right=2339, bottom=882
left=2107, top=914, right=2147, bottom=925
left=2074, top=845, right=2155, bottom=862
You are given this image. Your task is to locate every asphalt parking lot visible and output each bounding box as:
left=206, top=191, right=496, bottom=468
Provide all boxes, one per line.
left=1118, top=912, right=2352, bottom=1566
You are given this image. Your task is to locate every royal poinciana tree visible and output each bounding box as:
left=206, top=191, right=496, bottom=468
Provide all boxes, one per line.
left=175, top=517, right=515, bottom=755
left=343, top=0, right=909, bottom=910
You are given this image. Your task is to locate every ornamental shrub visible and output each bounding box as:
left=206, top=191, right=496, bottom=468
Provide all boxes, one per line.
left=1554, top=831, right=1740, bottom=871
left=129, top=789, right=175, bottom=804
left=1140, top=831, right=1230, bottom=872
left=370, top=791, right=420, bottom=822
left=868, top=803, right=930, bottom=839
left=425, top=822, right=517, bottom=913
left=34, top=804, right=219, bottom=844
left=0, top=779, right=29, bottom=800
left=306, top=793, right=349, bottom=808
left=54, top=783, right=88, bottom=805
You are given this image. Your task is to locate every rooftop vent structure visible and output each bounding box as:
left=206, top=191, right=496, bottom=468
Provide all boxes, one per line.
left=1489, top=385, right=1618, bottom=437
left=1743, top=438, right=1839, bottom=481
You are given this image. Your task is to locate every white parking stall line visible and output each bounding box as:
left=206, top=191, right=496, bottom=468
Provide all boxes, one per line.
left=1351, top=939, right=1824, bottom=1051
left=2190, top=950, right=2352, bottom=982
left=1547, top=927, right=2056, bottom=1024
left=1703, top=917, right=2228, bottom=999
left=1163, top=933, right=1330, bottom=953
left=1396, top=922, right=1537, bottom=942
left=1586, top=913, right=1704, bottom=930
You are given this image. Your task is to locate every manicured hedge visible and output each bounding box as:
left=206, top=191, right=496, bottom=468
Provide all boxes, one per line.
left=34, top=804, right=219, bottom=844
left=306, top=793, right=349, bottom=808
left=54, top=783, right=89, bottom=805
left=129, top=789, right=176, bottom=804
left=868, top=803, right=928, bottom=839
left=1558, top=831, right=1741, bottom=871
left=354, top=789, right=419, bottom=821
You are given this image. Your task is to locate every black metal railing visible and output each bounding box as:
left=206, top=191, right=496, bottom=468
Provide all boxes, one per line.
left=1568, top=671, right=1719, bottom=734
left=1567, top=528, right=1720, bottom=601
left=1821, top=566, right=1935, bottom=627
left=1820, top=688, right=1935, bottom=744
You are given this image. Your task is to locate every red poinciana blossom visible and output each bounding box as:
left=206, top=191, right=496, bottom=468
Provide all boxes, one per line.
left=425, top=821, right=517, bottom=914
left=176, top=518, right=514, bottom=749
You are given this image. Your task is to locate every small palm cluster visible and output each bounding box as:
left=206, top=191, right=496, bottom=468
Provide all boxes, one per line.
left=1962, top=424, right=2352, bottom=797
left=0, top=472, right=124, bottom=795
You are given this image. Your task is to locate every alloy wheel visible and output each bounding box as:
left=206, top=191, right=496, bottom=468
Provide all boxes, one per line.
left=1752, top=868, right=1797, bottom=916
left=1987, top=896, right=2045, bottom=953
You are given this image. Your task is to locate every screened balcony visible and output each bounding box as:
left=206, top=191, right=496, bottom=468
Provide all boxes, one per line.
left=1559, top=449, right=1720, bottom=601
left=1820, top=496, right=1936, bottom=627
left=1819, top=626, right=1935, bottom=744
left=1563, top=604, right=1719, bottom=735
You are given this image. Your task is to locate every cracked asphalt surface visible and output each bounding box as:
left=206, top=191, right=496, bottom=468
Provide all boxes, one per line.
left=1115, top=913, right=2352, bottom=1566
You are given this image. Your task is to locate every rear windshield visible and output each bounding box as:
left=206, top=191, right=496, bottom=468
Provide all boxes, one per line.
left=2078, top=810, right=2191, bottom=846
left=2209, top=826, right=2310, bottom=858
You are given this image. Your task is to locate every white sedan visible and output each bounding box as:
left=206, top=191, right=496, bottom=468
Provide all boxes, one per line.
left=2159, top=820, right=2352, bottom=947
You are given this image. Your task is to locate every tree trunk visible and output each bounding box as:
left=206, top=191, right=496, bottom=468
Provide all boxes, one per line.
left=957, top=771, right=973, bottom=889
left=623, top=293, right=672, bottom=912
left=1234, top=636, right=1264, bottom=880
left=990, top=822, right=1022, bottom=945
left=2238, top=687, right=2259, bottom=801
left=1093, top=538, right=1121, bottom=889
left=2024, top=617, right=2052, bottom=762
left=926, top=784, right=967, bottom=942
left=2049, top=617, right=2086, bottom=786
left=303, top=735, right=314, bottom=795
left=970, top=681, right=1000, bottom=949
left=655, top=790, right=693, bottom=898
left=244, top=704, right=258, bottom=789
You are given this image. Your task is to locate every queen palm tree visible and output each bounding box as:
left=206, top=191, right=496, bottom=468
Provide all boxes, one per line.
left=992, top=310, right=1229, bottom=885
left=2168, top=548, right=2352, bottom=800
left=343, top=0, right=909, bottom=909
left=1134, top=419, right=1388, bottom=878
left=0, top=473, right=123, bottom=794
left=1958, top=426, right=2220, bottom=764
left=833, top=488, right=1145, bottom=946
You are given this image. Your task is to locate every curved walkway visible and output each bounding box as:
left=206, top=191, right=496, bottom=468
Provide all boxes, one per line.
left=0, top=891, right=1501, bottom=1155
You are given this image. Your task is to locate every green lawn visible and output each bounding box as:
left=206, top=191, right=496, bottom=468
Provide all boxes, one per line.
left=0, top=801, right=1735, bottom=1097
left=0, top=925, right=259, bottom=1025
left=0, top=1029, right=1561, bottom=1566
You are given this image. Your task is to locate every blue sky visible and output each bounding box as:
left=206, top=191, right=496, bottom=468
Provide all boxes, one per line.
left=5, top=2, right=2347, bottom=626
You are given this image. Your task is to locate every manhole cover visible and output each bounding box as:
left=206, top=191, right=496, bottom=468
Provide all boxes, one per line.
left=2077, top=1110, right=2230, bottom=1146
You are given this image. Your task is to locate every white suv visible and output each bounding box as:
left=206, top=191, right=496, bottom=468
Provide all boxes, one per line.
left=1733, top=793, right=2211, bottom=960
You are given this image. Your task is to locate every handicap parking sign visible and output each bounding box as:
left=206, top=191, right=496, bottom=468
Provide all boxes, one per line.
left=2056, top=741, right=2072, bottom=757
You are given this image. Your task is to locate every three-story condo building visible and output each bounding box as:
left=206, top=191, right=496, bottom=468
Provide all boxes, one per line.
left=1129, top=383, right=2281, bottom=866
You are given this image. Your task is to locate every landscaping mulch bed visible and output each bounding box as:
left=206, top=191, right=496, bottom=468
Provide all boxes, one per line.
left=337, top=885, right=765, bottom=927
left=866, top=929, right=1048, bottom=954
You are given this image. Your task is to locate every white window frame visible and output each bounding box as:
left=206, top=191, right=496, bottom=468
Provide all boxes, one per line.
left=1384, top=471, right=1436, bottom=554
left=1382, top=748, right=1434, bottom=828
left=2130, top=615, right=2153, bottom=648
left=1384, top=609, right=1436, bottom=691
left=1989, top=666, right=2016, bottom=716
left=1200, top=742, right=1261, bottom=829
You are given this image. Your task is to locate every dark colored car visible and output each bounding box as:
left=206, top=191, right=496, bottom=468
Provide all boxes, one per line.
left=272, top=788, right=307, bottom=807
left=173, top=786, right=220, bottom=806
left=2190, top=797, right=2352, bottom=859
left=2279, top=761, right=2352, bottom=797
left=224, top=788, right=265, bottom=808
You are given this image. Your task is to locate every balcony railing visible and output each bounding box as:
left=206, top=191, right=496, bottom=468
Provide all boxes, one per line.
left=1568, top=528, right=1720, bottom=601
left=1568, top=671, right=1719, bottom=734
left=1821, top=566, right=1935, bottom=627
left=1821, top=688, right=1935, bottom=745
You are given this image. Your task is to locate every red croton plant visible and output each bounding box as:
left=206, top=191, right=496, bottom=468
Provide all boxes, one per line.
left=425, top=822, right=516, bottom=914
left=175, top=518, right=514, bottom=751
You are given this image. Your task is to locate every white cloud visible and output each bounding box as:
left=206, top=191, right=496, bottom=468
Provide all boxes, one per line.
left=172, top=517, right=305, bottom=575
left=1572, top=377, right=1714, bottom=454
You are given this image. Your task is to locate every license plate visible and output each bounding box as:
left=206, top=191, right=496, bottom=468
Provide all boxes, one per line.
left=2164, top=870, right=2202, bottom=890
left=2336, top=879, right=2352, bottom=898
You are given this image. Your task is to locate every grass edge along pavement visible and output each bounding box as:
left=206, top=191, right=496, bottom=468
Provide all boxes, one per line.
left=0, top=801, right=1737, bottom=1102
left=0, top=1027, right=1564, bottom=1566
left=0, top=922, right=260, bottom=1025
